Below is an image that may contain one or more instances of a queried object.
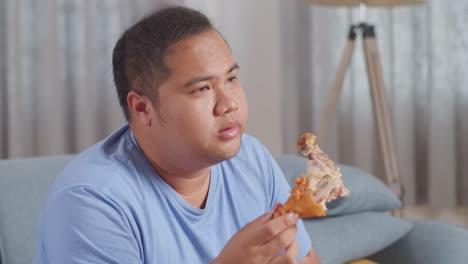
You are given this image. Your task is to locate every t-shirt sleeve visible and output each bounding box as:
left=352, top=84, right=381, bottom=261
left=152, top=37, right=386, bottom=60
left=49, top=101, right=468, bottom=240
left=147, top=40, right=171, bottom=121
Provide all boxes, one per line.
left=38, top=186, right=142, bottom=264
left=253, top=138, right=313, bottom=261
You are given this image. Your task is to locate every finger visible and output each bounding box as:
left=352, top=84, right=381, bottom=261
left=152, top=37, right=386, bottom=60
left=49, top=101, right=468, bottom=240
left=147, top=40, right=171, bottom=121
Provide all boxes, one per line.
left=299, top=248, right=321, bottom=264
left=253, top=212, right=299, bottom=244
left=270, top=203, right=282, bottom=219
left=236, top=205, right=284, bottom=247
left=242, top=205, right=281, bottom=231
left=261, top=224, right=297, bottom=256
left=268, top=240, right=299, bottom=264
left=287, top=240, right=300, bottom=261
left=259, top=204, right=284, bottom=223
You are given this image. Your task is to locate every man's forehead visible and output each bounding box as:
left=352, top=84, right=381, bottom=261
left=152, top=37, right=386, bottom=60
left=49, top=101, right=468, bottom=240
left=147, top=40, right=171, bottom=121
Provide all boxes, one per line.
left=164, top=31, right=235, bottom=75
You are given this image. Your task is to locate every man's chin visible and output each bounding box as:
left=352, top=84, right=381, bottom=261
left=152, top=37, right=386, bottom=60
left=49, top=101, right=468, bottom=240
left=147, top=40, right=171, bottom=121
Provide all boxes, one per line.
left=211, top=137, right=242, bottom=162
left=224, top=144, right=241, bottom=159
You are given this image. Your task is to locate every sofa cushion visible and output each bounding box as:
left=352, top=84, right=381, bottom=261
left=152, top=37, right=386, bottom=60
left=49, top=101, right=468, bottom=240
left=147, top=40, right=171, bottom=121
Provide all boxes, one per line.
left=303, top=212, right=413, bottom=264
left=275, top=154, right=401, bottom=216
left=0, top=155, right=73, bottom=264
left=369, top=219, right=468, bottom=264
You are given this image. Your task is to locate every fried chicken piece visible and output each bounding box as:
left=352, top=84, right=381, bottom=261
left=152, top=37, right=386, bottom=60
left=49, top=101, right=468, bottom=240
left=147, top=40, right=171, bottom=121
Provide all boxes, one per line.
left=274, top=133, right=349, bottom=218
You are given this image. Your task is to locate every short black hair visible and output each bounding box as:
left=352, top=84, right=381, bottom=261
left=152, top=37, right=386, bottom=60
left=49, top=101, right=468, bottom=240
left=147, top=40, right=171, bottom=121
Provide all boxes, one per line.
left=112, top=6, right=215, bottom=121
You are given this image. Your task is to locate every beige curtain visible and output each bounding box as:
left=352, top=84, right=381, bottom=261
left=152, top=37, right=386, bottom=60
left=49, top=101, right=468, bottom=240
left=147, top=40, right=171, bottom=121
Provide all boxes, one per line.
left=0, top=0, right=159, bottom=158
left=280, top=0, right=468, bottom=207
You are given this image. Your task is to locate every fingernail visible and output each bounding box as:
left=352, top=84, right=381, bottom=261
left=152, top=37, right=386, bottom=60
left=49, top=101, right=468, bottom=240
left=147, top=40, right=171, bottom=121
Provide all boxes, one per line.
left=288, top=213, right=299, bottom=222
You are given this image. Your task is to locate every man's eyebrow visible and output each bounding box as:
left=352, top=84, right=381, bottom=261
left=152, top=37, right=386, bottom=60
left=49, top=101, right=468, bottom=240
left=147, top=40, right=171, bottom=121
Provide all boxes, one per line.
left=227, top=63, right=239, bottom=74
left=183, top=63, right=240, bottom=87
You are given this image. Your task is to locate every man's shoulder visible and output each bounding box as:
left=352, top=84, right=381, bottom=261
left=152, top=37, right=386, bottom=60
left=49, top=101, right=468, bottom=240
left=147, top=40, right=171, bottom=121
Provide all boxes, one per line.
left=239, top=133, right=267, bottom=155
left=234, top=133, right=272, bottom=164
left=49, top=125, right=139, bottom=198
left=223, top=133, right=275, bottom=176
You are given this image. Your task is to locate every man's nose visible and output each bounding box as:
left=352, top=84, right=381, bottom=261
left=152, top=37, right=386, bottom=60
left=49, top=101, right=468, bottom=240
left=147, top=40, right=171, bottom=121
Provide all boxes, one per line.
left=214, top=89, right=239, bottom=116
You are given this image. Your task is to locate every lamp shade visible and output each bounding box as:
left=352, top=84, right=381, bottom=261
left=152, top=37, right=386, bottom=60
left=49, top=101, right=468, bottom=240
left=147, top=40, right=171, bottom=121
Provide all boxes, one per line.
left=305, top=0, right=424, bottom=6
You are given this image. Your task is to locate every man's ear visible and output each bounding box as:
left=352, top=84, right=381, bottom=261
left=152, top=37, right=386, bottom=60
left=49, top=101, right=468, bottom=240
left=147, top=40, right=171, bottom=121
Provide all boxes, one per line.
left=127, top=90, right=152, bottom=126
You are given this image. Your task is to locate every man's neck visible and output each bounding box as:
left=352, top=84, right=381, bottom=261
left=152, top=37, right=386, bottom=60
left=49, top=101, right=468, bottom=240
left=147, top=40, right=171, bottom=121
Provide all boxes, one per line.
left=154, top=164, right=212, bottom=209
left=130, top=125, right=212, bottom=208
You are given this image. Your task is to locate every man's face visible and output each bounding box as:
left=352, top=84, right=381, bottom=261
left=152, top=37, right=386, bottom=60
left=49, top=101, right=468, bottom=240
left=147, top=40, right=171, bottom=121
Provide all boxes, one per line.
left=149, top=30, right=248, bottom=168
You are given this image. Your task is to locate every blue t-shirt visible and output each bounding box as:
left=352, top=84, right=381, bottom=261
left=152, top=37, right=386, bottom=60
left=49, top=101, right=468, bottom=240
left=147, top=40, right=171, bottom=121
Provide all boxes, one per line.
left=35, top=125, right=311, bottom=263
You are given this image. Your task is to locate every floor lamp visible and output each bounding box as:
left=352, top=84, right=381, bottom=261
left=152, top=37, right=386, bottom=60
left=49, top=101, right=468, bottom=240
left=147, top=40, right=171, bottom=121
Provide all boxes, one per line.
left=304, top=0, right=424, bottom=205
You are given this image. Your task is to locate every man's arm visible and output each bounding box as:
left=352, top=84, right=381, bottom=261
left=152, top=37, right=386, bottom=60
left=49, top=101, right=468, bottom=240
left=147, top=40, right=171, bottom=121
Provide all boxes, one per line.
left=212, top=208, right=320, bottom=264
left=38, top=186, right=141, bottom=263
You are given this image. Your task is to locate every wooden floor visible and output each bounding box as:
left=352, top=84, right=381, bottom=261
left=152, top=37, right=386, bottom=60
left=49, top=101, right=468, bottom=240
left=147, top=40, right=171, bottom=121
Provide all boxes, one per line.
left=399, top=206, right=468, bottom=228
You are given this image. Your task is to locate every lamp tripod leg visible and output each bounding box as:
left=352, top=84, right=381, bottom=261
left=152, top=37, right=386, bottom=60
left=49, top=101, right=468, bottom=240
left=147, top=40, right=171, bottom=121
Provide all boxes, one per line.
left=362, top=25, right=404, bottom=208
left=319, top=23, right=404, bottom=214
left=319, top=26, right=357, bottom=148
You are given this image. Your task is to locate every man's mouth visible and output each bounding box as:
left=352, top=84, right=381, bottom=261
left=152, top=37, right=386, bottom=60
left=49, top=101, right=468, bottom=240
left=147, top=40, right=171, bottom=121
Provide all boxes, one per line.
left=217, top=122, right=240, bottom=140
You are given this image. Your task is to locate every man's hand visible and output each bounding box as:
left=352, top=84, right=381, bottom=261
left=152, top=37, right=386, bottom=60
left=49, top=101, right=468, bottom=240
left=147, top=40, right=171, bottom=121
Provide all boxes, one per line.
left=212, top=206, right=319, bottom=264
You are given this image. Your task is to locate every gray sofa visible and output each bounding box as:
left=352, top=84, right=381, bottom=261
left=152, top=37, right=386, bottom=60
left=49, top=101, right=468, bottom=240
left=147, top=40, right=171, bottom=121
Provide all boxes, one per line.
left=1, top=155, right=468, bottom=264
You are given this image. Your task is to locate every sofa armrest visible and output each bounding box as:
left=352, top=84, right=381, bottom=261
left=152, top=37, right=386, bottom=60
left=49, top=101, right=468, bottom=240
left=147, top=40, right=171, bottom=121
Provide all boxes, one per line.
left=0, top=155, right=73, bottom=264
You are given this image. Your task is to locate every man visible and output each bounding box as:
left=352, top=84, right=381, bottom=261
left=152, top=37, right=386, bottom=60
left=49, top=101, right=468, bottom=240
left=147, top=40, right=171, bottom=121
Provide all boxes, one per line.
left=35, top=6, right=320, bottom=264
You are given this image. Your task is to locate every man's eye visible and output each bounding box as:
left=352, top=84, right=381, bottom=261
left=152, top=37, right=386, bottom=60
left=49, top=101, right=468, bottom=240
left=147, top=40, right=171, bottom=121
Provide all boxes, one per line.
left=196, top=86, right=209, bottom=93
left=228, top=76, right=238, bottom=82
